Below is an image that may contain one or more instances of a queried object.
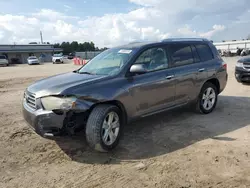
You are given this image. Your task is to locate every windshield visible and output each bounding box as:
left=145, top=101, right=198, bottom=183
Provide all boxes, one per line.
left=78, top=48, right=134, bottom=75
left=28, top=57, right=37, bottom=59
left=0, top=55, right=6, bottom=59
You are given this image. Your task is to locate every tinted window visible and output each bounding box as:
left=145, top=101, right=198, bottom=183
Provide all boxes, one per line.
left=191, top=45, right=201, bottom=63
left=134, top=47, right=169, bottom=72
left=169, top=44, right=194, bottom=67
left=195, top=44, right=214, bottom=62
left=0, top=55, right=6, bottom=59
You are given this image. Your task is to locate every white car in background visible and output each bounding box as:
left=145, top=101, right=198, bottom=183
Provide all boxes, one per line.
left=27, top=56, right=40, bottom=65
left=52, top=54, right=64, bottom=64
left=0, top=55, right=9, bottom=66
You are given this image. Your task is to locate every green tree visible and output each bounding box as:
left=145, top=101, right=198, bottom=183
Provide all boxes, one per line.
left=53, top=41, right=102, bottom=54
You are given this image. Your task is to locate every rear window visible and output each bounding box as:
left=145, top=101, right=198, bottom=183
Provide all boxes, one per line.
left=195, top=44, right=214, bottom=62
left=168, top=44, right=194, bottom=67
left=0, top=55, right=6, bottom=59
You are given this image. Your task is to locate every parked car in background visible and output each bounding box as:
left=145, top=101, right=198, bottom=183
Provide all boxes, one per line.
left=10, top=58, right=22, bottom=64
left=52, top=54, right=64, bottom=64
left=22, top=38, right=228, bottom=152
left=68, top=53, right=75, bottom=59
left=235, top=55, right=250, bottom=83
left=240, top=49, right=250, bottom=56
left=27, top=56, right=40, bottom=65
left=0, top=55, right=9, bottom=66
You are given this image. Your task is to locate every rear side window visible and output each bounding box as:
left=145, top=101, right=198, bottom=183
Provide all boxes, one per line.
left=168, top=44, right=194, bottom=67
left=195, top=44, right=214, bottom=62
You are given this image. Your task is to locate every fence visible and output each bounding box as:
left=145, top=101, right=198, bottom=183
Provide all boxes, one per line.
left=75, top=51, right=102, bottom=60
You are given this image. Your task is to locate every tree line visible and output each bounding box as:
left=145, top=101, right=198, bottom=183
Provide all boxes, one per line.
left=53, top=41, right=108, bottom=55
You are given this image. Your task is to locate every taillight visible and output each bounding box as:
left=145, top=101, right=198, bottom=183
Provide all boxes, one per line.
left=222, top=62, right=227, bottom=70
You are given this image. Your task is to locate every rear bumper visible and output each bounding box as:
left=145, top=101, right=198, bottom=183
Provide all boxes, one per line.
left=22, top=100, right=65, bottom=136
left=235, top=68, right=250, bottom=82
left=220, top=73, right=228, bottom=93
left=28, top=62, right=39, bottom=65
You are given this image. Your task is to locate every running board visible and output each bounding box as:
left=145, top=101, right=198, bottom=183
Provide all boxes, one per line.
left=141, top=102, right=188, bottom=118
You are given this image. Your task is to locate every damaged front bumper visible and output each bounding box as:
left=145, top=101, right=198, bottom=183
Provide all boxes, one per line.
left=22, top=100, right=66, bottom=137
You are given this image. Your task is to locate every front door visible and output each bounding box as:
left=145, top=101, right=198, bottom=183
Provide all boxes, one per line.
left=127, top=46, right=176, bottom=117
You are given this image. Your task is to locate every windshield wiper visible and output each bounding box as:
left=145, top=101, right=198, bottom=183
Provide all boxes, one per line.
left=78, top=71, right=95, bottom=75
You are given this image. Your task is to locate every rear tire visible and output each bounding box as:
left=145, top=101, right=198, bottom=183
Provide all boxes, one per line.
left=85, top=104, right=122, bottom=152
left=195, top=82, right=218, bottom=114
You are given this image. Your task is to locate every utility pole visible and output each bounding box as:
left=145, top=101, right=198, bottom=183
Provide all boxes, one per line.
left=40, top=31, right=43, bottom=44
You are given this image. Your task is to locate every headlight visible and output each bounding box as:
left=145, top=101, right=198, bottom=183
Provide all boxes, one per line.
left=41, top=96, right=76, bottom=111
left=236, top=62, right=244, bottom=68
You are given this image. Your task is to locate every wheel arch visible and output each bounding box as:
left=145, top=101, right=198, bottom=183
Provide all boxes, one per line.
left=89, top=100, right=128, bottom=125
left=203, top=78, right=220, bottom=93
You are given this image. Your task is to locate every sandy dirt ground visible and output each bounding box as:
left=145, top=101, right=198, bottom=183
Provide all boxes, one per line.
left=0, top=58, right=250, bottom=188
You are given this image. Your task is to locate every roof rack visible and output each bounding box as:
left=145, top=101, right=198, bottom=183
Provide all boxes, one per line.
left=162, top=38, right=209, bottom=42
left=128, top=41, right=143, bottom=44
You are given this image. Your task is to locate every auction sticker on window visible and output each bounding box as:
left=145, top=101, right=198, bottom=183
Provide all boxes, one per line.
left=118, top=49, right=132, bottom=54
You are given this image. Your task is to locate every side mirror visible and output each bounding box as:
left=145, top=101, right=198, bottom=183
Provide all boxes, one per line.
left=130, top=64, right=147, bottom=74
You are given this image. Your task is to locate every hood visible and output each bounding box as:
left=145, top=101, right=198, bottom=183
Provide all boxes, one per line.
left=27, top=72, right=106, bottom=98
left=239, top=55, right=250, bottom=62
left=53, top=56, right=63, bottom=59
left=28, top=58, right=38, bottom=61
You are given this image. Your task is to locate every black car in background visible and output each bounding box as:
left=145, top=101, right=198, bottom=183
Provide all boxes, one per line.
left=68, top=53, right=75, bottom=59
left=235, top=56, right=250, bottom=83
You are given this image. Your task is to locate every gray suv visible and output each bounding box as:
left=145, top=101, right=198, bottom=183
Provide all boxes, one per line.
left=22, top=38, right=228, bottom=152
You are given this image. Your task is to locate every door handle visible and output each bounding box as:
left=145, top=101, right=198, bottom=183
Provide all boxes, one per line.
left=165, top=75, right=175, bottom=80
left=198, top=68, right=205, bottom=72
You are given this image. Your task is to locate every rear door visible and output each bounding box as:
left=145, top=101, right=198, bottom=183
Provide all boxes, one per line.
left=194, top=43, right=215, bottom=83
left=167, top=43, right=200, bottom=104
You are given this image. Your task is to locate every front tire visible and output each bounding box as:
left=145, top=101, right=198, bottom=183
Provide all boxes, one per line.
left=86, top=104, right=122, bottom=152
left=195, top=82, right=218, bottom=114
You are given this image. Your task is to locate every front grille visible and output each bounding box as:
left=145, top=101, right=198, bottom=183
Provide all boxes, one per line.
left=243, top=63, right=250, bottom=70
left=56, top=59, right=61, bottom=62
left=24, top=91, right=36, bottom=110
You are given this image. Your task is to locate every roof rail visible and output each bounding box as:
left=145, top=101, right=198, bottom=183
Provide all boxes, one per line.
left=162, top=38, right=209, bottom=42
left=128, top=41, right=143, bottom=44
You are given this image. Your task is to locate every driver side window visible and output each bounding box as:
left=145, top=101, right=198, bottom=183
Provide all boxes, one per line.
left=134, top=47, right=169, bottom=72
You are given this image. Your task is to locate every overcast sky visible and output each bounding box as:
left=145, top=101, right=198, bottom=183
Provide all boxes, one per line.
left=0, top=0, right=250, bottom=47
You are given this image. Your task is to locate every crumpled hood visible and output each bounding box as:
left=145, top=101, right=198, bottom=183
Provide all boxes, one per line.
left=27, top=72, right=106, bottom=98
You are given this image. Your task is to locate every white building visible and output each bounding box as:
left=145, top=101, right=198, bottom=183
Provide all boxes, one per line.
left=0, top=44, right=62, bottom=64
left=214, top=40, right=250, bottom=53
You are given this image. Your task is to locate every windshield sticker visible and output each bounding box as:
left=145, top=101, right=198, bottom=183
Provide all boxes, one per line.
left=118, top=49, right=132, bottom=54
